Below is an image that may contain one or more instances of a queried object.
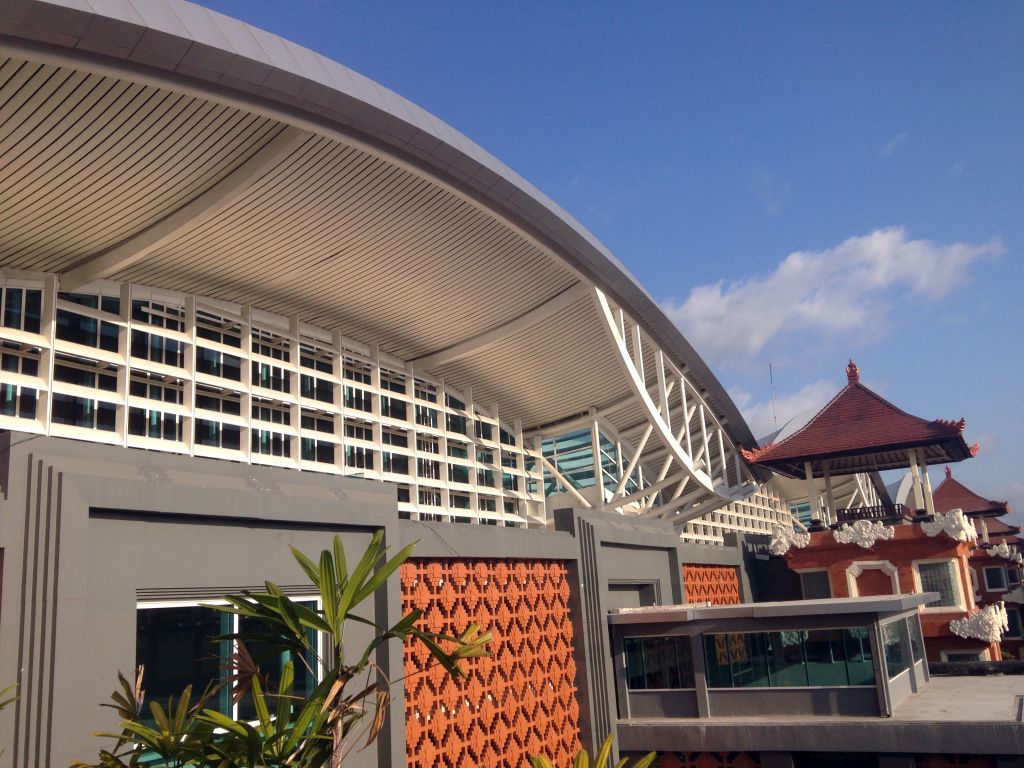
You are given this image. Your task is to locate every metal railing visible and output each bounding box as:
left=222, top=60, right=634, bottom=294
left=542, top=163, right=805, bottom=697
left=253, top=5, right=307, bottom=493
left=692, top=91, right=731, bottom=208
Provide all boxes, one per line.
left=835, top=503, right=911, bottom=524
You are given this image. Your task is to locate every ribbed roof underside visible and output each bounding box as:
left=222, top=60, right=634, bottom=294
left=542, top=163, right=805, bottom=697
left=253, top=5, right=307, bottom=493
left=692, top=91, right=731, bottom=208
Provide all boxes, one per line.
left=115, top=132, right=578, bottom=361
left=0, top=53, right=636, bottom=431
left=0, top=58, right=282, bottom=271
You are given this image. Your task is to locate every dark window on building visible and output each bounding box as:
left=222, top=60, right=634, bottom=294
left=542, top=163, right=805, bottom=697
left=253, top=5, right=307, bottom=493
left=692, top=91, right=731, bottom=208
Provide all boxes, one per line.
left=51, top=394, right=116, bottom=431
left=799, top=571, right=832, bottom=600
left=624, top=636, right=695, bottom=689
left=983, top=566, right=1008, bottom=592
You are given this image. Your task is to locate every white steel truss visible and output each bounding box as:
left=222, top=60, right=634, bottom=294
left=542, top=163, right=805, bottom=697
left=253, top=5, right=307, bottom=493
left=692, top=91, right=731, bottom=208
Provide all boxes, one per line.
left=537, top=288, right=760, bottom=526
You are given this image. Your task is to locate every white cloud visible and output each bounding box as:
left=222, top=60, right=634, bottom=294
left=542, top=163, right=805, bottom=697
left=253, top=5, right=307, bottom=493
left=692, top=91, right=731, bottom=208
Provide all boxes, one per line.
left=731, top=378, right=837, bottom=442
left=660, top=227, right=1002, bottom=371
left=879, top=131, right=908, bottom=158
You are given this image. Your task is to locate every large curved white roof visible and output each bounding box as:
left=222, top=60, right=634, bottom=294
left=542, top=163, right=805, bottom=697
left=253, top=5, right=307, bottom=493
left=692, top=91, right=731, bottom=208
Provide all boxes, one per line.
left=0, top=0, right=764, bottom=515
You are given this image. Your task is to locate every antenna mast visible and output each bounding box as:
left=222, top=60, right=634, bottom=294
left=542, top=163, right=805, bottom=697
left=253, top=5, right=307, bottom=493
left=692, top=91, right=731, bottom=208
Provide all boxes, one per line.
left=769, top=363, right=778, bottom=431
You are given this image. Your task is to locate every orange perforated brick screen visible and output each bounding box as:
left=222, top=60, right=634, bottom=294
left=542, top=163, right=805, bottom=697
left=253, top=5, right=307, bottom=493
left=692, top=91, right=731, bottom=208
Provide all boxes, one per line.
left=401, top=559, right=581, bottom=768
left=682, top=565, right=741, bottom=605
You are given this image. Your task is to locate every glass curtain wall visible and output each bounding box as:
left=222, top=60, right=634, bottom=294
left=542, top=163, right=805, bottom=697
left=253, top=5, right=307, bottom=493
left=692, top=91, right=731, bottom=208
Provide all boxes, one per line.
left=702, top=627, right=875, bottom=688
left=541, top=427, right=642, bottom=500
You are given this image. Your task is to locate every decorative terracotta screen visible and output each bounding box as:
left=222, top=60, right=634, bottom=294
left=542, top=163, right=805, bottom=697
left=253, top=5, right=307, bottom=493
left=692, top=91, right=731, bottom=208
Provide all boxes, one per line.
left=682, top=565, right=742, bottom=605
left=401, top=559, right=581, bottom=767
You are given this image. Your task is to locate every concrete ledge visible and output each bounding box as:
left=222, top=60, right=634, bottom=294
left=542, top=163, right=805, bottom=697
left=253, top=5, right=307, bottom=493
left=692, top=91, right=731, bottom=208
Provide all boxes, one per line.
left=617, top=719, right=1024, bottom=756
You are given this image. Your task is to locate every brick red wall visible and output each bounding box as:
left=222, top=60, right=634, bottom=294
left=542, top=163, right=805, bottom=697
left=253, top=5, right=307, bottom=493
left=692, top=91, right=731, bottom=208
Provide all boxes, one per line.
left=785, top=525, right=1000, bottom=661
left=683, top=565, right=742, bottom=605
left=401, top=559, right=580, bottom=767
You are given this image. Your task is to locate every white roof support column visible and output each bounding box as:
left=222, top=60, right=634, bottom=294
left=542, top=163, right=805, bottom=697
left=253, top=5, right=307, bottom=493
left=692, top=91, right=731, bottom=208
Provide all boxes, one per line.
left=804, top=460, right=821, bottom=523
left=823, top=462, right=836, bottom=525
left=918, top=447, right=936, bottom=516
left=907, top=449, right=925, bottom=511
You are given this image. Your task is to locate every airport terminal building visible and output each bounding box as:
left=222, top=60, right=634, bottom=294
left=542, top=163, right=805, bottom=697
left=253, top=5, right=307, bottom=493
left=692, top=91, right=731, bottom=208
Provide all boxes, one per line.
left=0, top=3, right=1019, bottom=767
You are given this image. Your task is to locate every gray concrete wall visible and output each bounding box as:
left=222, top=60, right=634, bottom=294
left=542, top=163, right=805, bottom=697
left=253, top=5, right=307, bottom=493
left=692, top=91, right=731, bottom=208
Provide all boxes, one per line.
left=0, top=433, right=400, bottom=768
left=708, top=687, right=879, bottom=717
left=0, top=437, right=753, bottom=766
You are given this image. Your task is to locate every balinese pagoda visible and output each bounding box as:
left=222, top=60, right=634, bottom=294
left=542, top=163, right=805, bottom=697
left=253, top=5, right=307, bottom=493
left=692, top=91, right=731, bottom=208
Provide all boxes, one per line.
left=747, top=361, right=1007, bottom=662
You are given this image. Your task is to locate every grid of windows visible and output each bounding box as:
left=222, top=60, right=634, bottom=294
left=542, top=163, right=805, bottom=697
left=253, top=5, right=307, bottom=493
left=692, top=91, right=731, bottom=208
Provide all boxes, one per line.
left=0, top=280, right=545, bottom=527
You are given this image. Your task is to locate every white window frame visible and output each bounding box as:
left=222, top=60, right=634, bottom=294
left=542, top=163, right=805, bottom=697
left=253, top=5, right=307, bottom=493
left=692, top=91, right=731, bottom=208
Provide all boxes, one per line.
left=137, top=596, right=323, bottom=721
left=795, top=567, right=832, bottom=599
left=845, top=560, right=900, bottom=597
left=910, top=558, right=967, bottom=611
left=983, top=565, right=1008, bottom=593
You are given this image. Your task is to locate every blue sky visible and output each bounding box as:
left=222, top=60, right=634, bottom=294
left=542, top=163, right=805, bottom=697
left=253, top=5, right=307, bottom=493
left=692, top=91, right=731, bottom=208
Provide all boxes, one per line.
left=201, top=0, right=1023, bottom=522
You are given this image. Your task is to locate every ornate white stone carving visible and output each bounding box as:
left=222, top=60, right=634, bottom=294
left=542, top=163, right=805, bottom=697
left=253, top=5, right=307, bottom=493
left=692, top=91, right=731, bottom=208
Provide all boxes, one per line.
left=920, top=507, right=978, bottom=542
left=832, top=519, right=896, bottom=549
left=988, top=541, right=1023, bottom=564
left=770, top=519, right=810, bottom=556
left=1005, top=586, right=1024, bottom=605
left=949, top=602, right=1008, bottom=644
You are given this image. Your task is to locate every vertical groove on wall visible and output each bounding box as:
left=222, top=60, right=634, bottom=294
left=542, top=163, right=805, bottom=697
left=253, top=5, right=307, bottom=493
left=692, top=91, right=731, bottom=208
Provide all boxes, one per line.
left=33, top=465, right=52, bottom=764
left=44, top=470, right=62, bottom=767
left=10, top=456, right=61, bottom=768
left=578, top=519, right=611, bottom=742
left=11, top=456, right=34, bottom=767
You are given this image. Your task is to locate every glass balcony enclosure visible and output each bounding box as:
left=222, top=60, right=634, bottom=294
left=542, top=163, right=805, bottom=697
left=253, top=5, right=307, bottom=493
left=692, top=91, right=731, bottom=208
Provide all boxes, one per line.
left=610, top=594, right=933, bottom=720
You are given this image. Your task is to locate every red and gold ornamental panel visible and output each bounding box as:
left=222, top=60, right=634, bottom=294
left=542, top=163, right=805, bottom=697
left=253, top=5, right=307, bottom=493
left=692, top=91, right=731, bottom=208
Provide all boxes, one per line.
left=682, top=565, right=741, bottom=605
left=401, top=559, right=581, bottom=767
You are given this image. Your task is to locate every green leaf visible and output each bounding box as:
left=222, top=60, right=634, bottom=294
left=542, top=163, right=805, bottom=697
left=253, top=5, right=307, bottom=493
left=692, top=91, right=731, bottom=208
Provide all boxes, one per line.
left=593, top=733, right=612, bottom=768
left=352, top=540, right=417, bottom=606
left=198, top=708, right=249, bottom=736
left=332, top=535, right=348, bottom=592
left=147, top=701, right=171, bottom=736
left=290, top=545, right=322, bottom=587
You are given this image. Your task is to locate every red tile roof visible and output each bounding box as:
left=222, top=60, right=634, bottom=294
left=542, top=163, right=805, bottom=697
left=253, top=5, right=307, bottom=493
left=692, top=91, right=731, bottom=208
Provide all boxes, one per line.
left=986, top=516, right=1020, bottom=537
left=934, top=466, right=1010, bottom=517
left=743, top=361, right=976, bottom=477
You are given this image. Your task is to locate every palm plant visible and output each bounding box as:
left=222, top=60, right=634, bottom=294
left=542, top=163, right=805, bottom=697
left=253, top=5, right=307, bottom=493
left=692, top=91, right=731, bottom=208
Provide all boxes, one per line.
left=77, top=532, right=490, bottom=767
left=528, top=734, right=656, bottom=768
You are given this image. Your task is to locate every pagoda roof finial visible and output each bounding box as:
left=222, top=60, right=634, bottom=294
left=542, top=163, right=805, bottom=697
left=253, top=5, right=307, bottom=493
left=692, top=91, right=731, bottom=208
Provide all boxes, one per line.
left=945, top=465, right=952, bottom=479
left=846, top=359, right=860, bottom=384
